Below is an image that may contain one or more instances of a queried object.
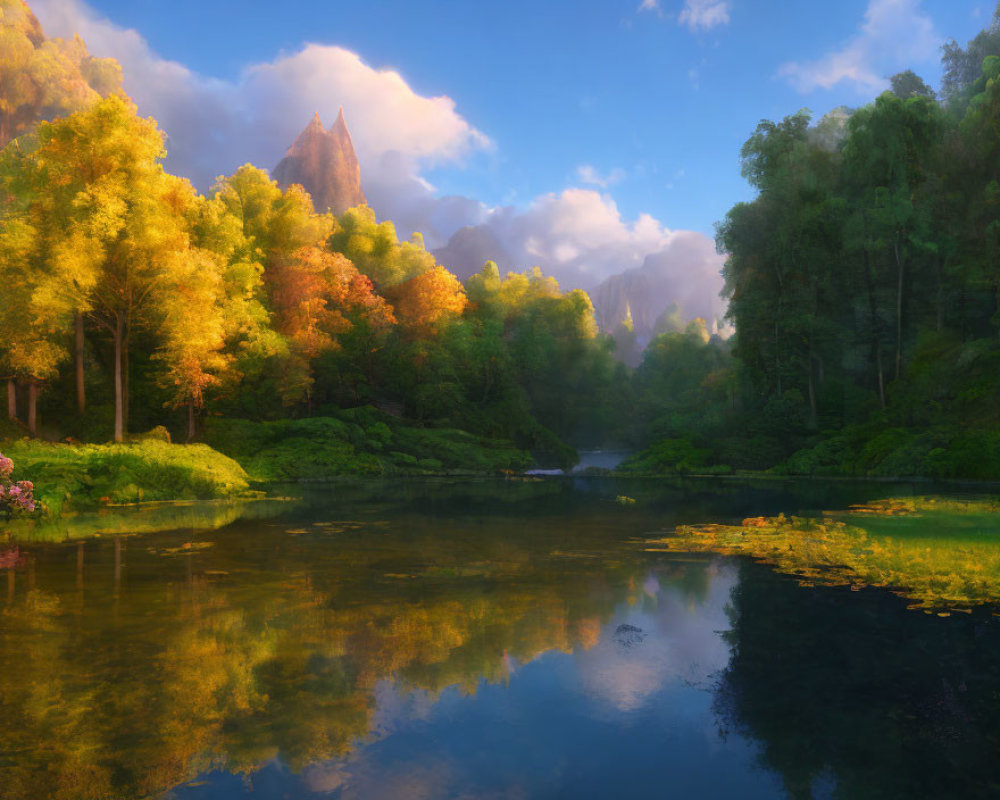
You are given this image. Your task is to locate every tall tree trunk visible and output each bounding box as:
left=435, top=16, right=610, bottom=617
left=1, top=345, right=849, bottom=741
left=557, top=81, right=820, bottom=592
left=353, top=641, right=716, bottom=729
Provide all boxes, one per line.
left=935, top=257, right=944, bottom=332
left=75, top=311, right=86, bottom=415
left=114, top=315, right=125, bottom=443
left=27, top=382, right=37, bottom=436
left=774, top=320, right=782, bottom=396
left=876, top=349, right=886, bottom=411
left=807, top=358, right=817, bottom=430
left=894, top=237, right=905, bottom=380
left=6, top=380, right=15, bottom=420
left=863, top=249, right=886, bottom=410
left=187, top=402, right=196, bottom=443
left=123, top=325, right=130, bottom=432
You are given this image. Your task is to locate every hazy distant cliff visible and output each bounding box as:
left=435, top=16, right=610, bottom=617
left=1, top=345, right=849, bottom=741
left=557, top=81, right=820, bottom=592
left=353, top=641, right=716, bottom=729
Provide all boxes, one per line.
left=591, top=235, right=727, bottom=346
left=273, top=108, right=366, bottom=215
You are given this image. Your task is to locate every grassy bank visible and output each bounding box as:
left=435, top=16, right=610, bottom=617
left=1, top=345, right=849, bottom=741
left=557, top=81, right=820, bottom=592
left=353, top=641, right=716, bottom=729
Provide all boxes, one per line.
left=0, top=407, right=532, bottom=518
left=202, top=407, right=532, bottom=482
left=2, top=439, right=251, bottom=515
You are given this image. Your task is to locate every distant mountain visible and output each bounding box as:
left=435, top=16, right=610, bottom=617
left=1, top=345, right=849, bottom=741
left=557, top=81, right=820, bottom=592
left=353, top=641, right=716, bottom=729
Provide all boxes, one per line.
left=432, top=225, right=514, bottom=281
left=591, top=233, right=727, bottom=347
left=273, top=108, right=366, bottom=215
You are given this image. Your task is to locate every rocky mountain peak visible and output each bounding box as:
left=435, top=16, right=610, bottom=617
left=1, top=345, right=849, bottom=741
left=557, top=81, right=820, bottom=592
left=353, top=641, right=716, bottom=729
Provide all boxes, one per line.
left=273, top=109, right=366, bottom=215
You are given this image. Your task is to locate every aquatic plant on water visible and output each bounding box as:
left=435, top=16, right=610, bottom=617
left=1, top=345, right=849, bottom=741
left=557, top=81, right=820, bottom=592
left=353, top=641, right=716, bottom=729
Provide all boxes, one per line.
left=0, top=452, right=35, bottom=519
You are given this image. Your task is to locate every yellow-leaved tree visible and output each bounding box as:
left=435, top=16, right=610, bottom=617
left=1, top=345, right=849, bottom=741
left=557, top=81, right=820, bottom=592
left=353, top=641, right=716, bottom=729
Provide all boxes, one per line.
left=0, top=95, right=222, bottom=441
left=0, top=0, right=122, bottom=147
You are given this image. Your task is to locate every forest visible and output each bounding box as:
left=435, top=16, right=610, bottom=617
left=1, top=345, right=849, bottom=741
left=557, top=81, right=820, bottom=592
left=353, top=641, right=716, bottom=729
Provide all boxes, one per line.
left=626, top=9, right=1000, bottom=481
left=3, top=0, right=1000, bottom=517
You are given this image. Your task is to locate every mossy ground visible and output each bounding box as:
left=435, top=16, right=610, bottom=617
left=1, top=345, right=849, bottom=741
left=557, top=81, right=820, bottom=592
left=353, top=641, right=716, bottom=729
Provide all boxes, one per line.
left=1, top=407, right=532, bottom=517
left=1, top=439, right=251, bottom=515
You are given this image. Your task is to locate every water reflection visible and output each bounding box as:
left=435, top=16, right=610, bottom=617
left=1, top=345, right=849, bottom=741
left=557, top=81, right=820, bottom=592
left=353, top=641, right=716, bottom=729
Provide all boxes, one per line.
left=166, top=561, right=771, bottom=800
left=0, top=480, right=998, bottom=799
left=717, top=561, right=1000, bottom=800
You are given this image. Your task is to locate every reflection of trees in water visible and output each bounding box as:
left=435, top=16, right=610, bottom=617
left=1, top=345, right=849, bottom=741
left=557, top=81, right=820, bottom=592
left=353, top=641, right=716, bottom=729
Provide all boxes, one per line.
left=714, top=562, right=1000, bottom=800
left=0, top=515, right=701, bottom=800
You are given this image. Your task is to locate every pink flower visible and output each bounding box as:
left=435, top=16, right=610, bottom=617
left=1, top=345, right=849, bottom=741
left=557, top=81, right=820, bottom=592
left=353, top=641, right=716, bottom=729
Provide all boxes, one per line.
left=0, top=454, right=36, bottom=518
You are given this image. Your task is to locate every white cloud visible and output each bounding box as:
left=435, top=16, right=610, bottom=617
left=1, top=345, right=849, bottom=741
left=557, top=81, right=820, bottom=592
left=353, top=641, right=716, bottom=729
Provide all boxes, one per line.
left=30, top=0, right=491, bottom=198
left=30, top=0, right=726, bottom=332
left=778, top=0, right=941, bottom=94
left=576, top=164, right=626, bottom=188
left=678, top=0, right=731, bottom=31
left=433, top=189, right=727, bottom=335
left=437, top=188, right=673, bottom=285
left=637, top=0, right=662, bottom=14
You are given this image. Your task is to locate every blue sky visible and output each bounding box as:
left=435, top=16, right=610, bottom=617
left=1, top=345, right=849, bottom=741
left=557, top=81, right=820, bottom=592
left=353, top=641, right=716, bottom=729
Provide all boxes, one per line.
left=59, top=0, right=986, bottom=235
left=29, top=0, right=993, bottom=324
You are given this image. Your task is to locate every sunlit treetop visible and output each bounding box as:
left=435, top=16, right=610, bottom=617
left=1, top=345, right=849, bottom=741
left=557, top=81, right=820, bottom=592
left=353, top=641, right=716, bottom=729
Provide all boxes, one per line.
left=0, top=0, right=122, bottom=147
left=328, top=205, right=437, bottom=289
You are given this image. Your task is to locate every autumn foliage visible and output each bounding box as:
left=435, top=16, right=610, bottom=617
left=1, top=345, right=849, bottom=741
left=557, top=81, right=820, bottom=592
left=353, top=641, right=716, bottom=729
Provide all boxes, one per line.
left=387, top=266, right=467, bottom=335
left=0, top=5, right=617, bottom=463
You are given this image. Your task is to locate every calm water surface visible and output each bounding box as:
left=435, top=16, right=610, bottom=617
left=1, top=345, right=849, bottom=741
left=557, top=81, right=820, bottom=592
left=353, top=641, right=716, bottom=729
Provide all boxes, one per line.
left=1, top=478, right=999, bottom=799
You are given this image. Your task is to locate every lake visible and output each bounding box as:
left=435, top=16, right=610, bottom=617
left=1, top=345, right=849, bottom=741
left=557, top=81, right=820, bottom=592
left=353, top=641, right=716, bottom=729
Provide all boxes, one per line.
left=1, top=477, right=999, bottom=799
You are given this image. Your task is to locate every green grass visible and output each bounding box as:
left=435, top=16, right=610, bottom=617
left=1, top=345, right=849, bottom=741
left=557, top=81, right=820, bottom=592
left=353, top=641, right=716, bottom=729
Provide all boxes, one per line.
left=202, top=409, right=533, bottom=482
left=2, top=439, right=251, bottom=516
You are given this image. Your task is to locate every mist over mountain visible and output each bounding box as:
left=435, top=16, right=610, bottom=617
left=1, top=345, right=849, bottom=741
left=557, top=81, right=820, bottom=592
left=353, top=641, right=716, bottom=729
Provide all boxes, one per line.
left=432, top=203, right=727, bottom=340
left=590, top=232, right=728, bottom=345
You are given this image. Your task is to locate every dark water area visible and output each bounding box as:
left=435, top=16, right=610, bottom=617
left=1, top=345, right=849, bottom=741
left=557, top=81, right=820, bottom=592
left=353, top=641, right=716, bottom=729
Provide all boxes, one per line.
left=1, top=477, right=999, bottom=799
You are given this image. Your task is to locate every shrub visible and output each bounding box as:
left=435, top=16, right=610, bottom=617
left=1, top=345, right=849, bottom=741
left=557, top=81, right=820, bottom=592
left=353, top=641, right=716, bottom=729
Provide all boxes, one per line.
left=0, top=451, right=36, bottom=518
left=618, top=437, right=712, bottom=474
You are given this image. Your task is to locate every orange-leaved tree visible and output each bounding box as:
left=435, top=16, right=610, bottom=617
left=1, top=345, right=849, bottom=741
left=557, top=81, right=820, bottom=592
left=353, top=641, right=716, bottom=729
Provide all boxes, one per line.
left=387, top=265, right=467, bottom=338
left=267, top=245, right=394, bottom=407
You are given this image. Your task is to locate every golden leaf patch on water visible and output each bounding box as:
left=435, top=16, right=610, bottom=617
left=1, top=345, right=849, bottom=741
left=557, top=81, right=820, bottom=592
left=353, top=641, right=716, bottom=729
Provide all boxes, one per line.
left=646, top=498, right=1000, bottom=612
left=838, top=497, right=1000, bottom=517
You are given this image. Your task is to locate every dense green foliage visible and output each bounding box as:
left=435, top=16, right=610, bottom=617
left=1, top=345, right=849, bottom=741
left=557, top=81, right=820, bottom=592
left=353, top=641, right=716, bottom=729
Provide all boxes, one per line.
left=628, top=9, right=1000, bottom=479
left=202, top=409, right=531, bottom=481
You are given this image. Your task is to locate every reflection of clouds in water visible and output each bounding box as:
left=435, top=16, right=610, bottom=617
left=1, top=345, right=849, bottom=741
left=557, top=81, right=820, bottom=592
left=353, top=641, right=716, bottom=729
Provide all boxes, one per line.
left=305, top=757, right=462, bottom=799
left=371, top=679, right=438, bottom=736
left=297, top=561, right=741, bottom=798
left=575, top=561, right=736, bottom=713
left=300, top=682, right=449, bottom=795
